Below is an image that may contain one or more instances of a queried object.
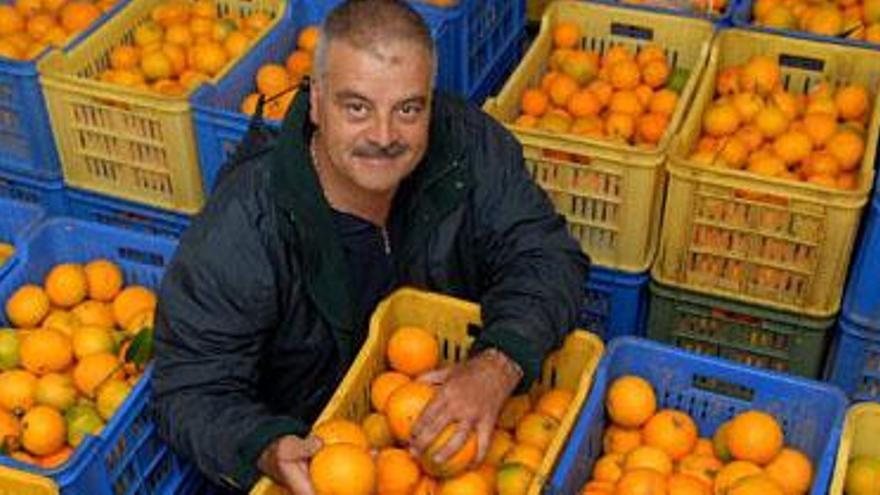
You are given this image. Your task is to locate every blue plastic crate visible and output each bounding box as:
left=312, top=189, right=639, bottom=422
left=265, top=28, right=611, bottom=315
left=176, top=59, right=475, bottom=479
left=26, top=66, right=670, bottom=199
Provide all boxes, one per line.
left=732, top=0, right=880, bottom=49
left=192, top=0, right=526, bottom=193
left=0, top=217, right=187, bottom=495
left=65, top=189, right=190, bottom=239
left=468, top=32, right=525, bottom=106
left=825, top=317, right=880, bottom=402
left=549, top=337, right=848, bottom=495
left=0, top=165, right=66, bottom=215
left=0, top=0, right=127, bottom=181
left=842, top=192, right=880, bottom=330
left=580, top=266, right=649, bottom=341
left=0, top=196, right=45, bottom=247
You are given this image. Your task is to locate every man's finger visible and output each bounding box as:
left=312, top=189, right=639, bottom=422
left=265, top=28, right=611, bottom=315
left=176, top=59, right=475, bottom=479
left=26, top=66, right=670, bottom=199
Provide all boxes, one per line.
left=279, top=461, right=316, bottom=495
left=473, top=419, right=495, bottom=465
left=410, top=404, right=453, bottom=453
left=302, top=435, right=323, bottom=457
left=416, top=366, right=453, bottom=385
left=432, top=420, right=473, bottom=463
left=410, top=394, right=450, bottom=445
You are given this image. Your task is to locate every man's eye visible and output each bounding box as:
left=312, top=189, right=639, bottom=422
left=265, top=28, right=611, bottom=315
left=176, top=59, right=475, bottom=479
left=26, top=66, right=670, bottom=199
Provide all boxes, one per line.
left=400, top=104, right=422, bottom=116
left=347, top=103, right=368, bottom=117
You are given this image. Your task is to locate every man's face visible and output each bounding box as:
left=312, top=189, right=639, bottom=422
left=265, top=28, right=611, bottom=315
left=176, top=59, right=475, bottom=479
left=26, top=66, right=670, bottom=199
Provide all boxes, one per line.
left=310, top=39, right=433, bottom=197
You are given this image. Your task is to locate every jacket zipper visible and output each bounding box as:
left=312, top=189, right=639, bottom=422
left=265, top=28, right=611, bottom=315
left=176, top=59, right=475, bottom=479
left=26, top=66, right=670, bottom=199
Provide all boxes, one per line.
left=381, top=226, right=391, bottom=255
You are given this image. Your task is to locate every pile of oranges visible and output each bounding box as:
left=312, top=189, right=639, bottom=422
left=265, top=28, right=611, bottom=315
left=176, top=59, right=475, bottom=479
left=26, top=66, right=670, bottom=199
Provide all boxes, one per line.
left=307, top=326, right=575, bottom=495
left=580, top=375, right=814, bottom=494
left=688, top=54, right=869, bottom=190
left=0, top=258, right=155, bottom=469
left=751, top=0, right=880, bottom=43
left=0, top=0, right=113, bottom=60
left=239, top=24, right=318, bottom=121
left=513, top=21, right=687, bottom=147
left=96, top=0, right=274, bottom=95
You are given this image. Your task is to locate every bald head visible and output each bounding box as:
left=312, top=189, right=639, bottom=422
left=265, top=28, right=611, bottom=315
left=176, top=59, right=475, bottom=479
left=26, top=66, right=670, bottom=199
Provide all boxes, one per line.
left=314, top=0, right=437, bottom=85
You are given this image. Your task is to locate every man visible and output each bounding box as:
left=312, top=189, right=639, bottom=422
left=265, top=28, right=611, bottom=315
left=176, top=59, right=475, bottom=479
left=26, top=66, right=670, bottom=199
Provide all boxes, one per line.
left=152, top=0, right=589, bottom=493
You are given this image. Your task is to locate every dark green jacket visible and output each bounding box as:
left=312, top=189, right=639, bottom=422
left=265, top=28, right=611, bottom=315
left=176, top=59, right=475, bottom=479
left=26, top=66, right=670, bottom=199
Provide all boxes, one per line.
left=152, top=89, right=590, bottom=491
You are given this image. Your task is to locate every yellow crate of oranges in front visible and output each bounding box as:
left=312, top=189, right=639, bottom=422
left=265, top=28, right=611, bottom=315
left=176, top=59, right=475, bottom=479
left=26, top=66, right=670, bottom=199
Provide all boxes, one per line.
left=581, top=375, right=814, bottom=494
left=0, top=0, right=116, bottom=61
left=0, top=259, right=154, bottom=469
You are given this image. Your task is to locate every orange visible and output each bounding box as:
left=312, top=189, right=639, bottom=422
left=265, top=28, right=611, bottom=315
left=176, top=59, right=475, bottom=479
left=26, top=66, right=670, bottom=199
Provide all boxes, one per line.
left=549, top=74, right=578, bottom=107
left=719, top=136, right=749, bottom=169
left=693, top=438, right=714, bottom=458
left=764, top=448, right=812, bottom=495
left=0, top=369, right=37, bottom=414
left=190, top=0, right=216, bottom=19
left=826, top=130, right=865, bottom=171
left=804, top=5, right=843, bottom=36
left=0, top=36, right=25, bottom=59
left=0, top=5, right=26, bottom=35
left=650, top=89, right=678, bottom=116
left=728, top=475, right=784, bottom=495
left=34, top=373, right=76, bottom=411
left=165, top=23, right=193, bottom=46
left=715, top=66, right=741, bottom=96
left=96, top=378, right=131, bottom=420
left=179, top=69, right=208, bottom=89
left=605, top=375, right=656, bottom=428
left=371, top=370, right=411, bottom=413
left=609, top=59, right=641, bottom=90
left=362, top=412, right=393, bottom=449
left=14, top=0, right=42, bottom=17
left=534, top=388, right=573, bottom=422
left=726, top=411, right=783, bottom=465
left=415, top=476, right=440, bottom=495
left=38, top=445, right=73, bottom=469
left=310, top=443, right=375, bottom=495
left=702, top=103, right=741, bottom=137
left=609, top=90, right=643, bottom=116
left=802, top=113, right=836, bottom=146
left=714, top=461, right=763, bottom=493
left=386, top=381, right=436, bottom=442
left=735, top=125, right=765, bottom=152
left=377, top=448, right=422, bottom=495
left=754, top=105, right=790, bottom=138
left=151, top=1, right=190, bottom=27
left=602, top=45, right=632, bottom=68
left=422, top=423, right=478, bottom=478
left=474, top=462, right=496, bottom=490
left=27, top=14, right=57, bottom=41
left=807, top=173, right=838, bottom=188
left=540, top=71, right=561, bottom=93
left=592, top=452, right=624, bottom=483
left=515, top=115, right=538, bottom=128
left=553, top=21, right=580, bottom=49
left=45, top=263, right=88, bottom=308
left=587, top=80, right=613, bottom=108
left=772, top=131, right=812, bottom=164
left=677, top=454, right=723, bottom=486
left=71, top=300, right=115, bottom=328
left=606, top=112, right=635, bottom=141
left=112, top=286, right=156, bottom=330
left=244, top=11, right=271, bottom=32
left=771, top=90, right=804, bottom=121
left=161, top=43, right=186, bottom=75
left=747, top=151, right=786, bottom=177
left=637, top=113, right=669, bottom=145
left=313, top=419, right=369, bottom=450
left=641, top=60, right=669, bottom=89
left=20, top=329, right=73, bottom=375
left=485, top=429, right=515, bottom=465
left=636, top=44, right=666, bottom=68
left=538, top=110, right=572, bottom=134
left=297, top=24, right=319, bottom=52
left=71, top=325, right=115, bottom=359
left=73, top=352, right=123, bottom=397
left=190, top=41, right=227, bottom=76
left=223, top=30, right=249, bottom=58
left=109, top=45, right=139, bottom=71
left=667, top=473, right=709, bottom=495
left=624, top=445, right=673, bottom=475
left=642, top=409, right=698, bottom=461
left=140, top=49, right=173, bottom=81
left=285, top=49, right=312, bottom=78
left=615, top=468, right=668, bottom=495
left=438, top=471, right=490, bottom=495
left=567, top=90, right=601, bottom=118
left=603, top=425, right=641, bottom=455
left=499, top=394, right=532, bottom=431
left=502, top=443, right=543, bottom=472
left=240, top=92, right=260, bottom=115
left=387, top=326, right=439, bottom=377
left=124, top=309, right=153, bottom=335
left=571, top=116, right=605, bottom=138
left=581, top=480, right=615, bottom=495
left=731, top=92, right=764, bottom=123
left=515, top=413, right=558, bottom=452
left=521, top=88, right=549, bottom=117
left=0, top=408, right=20, bottom=451
left=560, top=50, right=599, bottom=85
left=838, top=172, right=858, bottom=190
left=739, top=55, right=780, bottom=95
left=10, top=450, right=37, bottom=465
left=634, top=84, right=653, bottom=108
left=21, top=405, right=65, bottom=456
left=60, top=1, right=100, bottom=33
left=803, top=151, right=841, bottom=178
left=6, top=285, right=50, bottom=328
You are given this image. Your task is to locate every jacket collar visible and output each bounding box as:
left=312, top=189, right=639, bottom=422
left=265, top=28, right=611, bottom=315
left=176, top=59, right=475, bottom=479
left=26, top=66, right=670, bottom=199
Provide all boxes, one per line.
left=270, top=86, right=470, bottom=361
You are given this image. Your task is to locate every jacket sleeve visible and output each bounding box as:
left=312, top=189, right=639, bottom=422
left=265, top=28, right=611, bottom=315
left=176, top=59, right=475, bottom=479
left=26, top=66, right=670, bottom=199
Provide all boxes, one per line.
left=152, top=193, right=305, bottom=491
left=469, top=114, right=591, bottom=391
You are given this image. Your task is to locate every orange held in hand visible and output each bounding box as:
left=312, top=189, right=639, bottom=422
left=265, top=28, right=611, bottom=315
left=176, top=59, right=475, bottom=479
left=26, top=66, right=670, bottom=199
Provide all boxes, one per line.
left=386, top=326, right=440, bottom=377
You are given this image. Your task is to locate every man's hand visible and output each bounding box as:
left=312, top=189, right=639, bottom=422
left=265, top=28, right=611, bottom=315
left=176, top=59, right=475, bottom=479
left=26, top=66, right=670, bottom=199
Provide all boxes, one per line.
left=258, top=434, right=323, bottom=495
left=409, top=348, right=523, bottom=466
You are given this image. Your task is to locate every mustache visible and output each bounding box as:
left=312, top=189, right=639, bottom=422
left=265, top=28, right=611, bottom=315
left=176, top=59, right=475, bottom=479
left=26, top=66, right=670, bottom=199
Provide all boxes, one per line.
left=353, top=142, right=409, bottom=159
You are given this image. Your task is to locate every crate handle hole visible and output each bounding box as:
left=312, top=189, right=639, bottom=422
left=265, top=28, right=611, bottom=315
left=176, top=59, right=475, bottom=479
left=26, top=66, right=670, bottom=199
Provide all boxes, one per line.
left=692, top=374, right=755, bottom=402
left=610, top=23, right=654, bottom=41
left=778, top=54, right=825, bottom=73
left=117, top=247, right=165, bottom=267
left=466, top=323, right=482, bottom=339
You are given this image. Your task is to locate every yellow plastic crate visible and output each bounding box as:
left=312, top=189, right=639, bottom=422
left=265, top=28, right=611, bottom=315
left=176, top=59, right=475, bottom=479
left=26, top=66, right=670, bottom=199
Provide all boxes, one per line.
left=654, top=29, right=880, bottom=318
left=250, top=288, right=604, bottom=495
left=829, top=402, right=880, bottom=494
left=483, top=1, right=714, bottom=273
left=37, top=0, right=285, bottom=214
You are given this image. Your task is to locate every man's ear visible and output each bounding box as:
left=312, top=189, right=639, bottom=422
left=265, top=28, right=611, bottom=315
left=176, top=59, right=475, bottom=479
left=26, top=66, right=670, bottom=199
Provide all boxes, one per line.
left=309, top=81, right=320, bottom=126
